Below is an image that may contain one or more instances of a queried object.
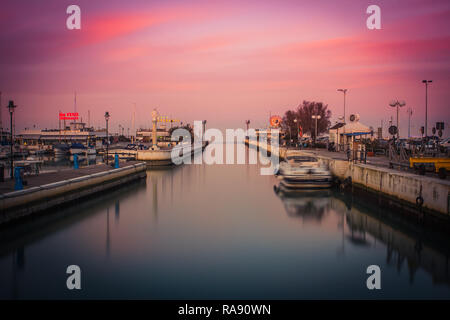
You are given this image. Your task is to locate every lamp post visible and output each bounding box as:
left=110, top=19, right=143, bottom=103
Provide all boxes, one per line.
left=422, top=80, right=432, bottom=138
left=105, top=111, right=110, bottom=165
left=293, top=119, right=298, bottom=145
left=312, top=115, right=321, bottom=145
left=7, top=101, right=17, bottom=179
left=389, top=100, right=406, bottom=140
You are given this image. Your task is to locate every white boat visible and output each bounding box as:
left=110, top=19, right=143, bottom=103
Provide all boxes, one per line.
left=108, top=144, right=145, bottom=160
left=277, top=150, right=332, bottom=189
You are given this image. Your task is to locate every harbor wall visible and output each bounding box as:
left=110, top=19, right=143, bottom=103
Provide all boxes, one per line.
left=0, top=163, right=147, bottom=224
left=245, top=139, right=287, bottom=159
left=317, top=156, right=450, bottom=217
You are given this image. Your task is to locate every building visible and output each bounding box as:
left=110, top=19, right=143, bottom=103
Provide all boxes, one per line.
left=329, top=119, right=372, bottom=151
left=17, top=122, right=96, bottom=147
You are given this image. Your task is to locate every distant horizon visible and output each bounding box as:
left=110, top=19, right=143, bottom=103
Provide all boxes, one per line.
left=1, top=0, right=449, bottom=138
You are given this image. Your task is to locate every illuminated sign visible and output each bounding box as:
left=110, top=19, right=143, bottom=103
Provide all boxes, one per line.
left=270, top=115, right=282, bottom=127
left=59, top=112, right=79, bottom=120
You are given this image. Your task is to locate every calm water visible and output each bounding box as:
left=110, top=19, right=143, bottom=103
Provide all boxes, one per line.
left=1, top=146, right=450, bottom=299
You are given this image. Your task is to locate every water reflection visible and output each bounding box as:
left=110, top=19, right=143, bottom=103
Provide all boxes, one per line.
left=274, top=188, right=330, bottom=222
left=274, top=185, right=450, bottom=288
left=1, top=149, right=450, bottom=298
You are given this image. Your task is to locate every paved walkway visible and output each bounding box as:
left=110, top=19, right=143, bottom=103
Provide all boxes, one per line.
left=301, top=149, right=393, bottom=168
left=0, top=161, right=142, bottom=195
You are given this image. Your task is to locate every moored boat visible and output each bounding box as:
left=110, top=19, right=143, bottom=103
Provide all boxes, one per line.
left=277, top=150, right=332, bottom=189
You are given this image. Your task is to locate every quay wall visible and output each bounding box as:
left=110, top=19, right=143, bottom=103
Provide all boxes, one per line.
left=245, top=139, right=287, bottom=159
left=317, top=156, right=450, bottom=217
left=0, top=163, right=147, bottom=224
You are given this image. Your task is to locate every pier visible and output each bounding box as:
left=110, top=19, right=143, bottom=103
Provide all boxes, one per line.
left=0, top=161, right=146, bottom=225
left=303, top=149, right=450, bottom=218
left=245, top=139, right=450, bottom=218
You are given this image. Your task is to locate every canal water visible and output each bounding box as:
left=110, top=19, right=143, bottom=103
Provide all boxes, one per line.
left=1, top=145, right=450, bottom=299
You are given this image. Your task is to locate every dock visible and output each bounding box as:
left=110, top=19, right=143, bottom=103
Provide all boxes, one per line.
left=0, top=161, right=147, bottom=225
left=303, top=149, right=450, bottom=218
left=245, top=139, right=450, bottom=218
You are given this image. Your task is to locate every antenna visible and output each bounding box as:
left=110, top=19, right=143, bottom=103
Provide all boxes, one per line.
left=74, top=91, right=77, bottom=113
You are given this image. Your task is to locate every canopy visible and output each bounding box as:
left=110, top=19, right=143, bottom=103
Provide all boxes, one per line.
left=343, top=132, right=372, bottom=136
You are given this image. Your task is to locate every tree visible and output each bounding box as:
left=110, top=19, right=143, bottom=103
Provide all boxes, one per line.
left=282, top=110, right=299, bottom=143
left=283, top=101, right=331, bottom=142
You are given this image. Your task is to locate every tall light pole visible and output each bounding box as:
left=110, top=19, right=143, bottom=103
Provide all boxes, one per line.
left=312, top=114, right=321, bottom=145
left=407, top=107, right=413, bottom=138
left=389, top=100, right=406, bottom=139
left=105, top=111, right=110, bottom=165
left=0, top=91, right=3, bottom=144
left=422, top=80, right=432, bottom=137
left=7, top=101, right=17, bottom=179
left=293, top=118, right=298, bottom=145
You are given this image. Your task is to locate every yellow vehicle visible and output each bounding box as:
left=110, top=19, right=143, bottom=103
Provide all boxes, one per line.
left=409, top=157, right=450, bottom=179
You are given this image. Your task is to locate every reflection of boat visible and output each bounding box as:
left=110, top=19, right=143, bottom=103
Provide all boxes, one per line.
left=274, top=187, right=331, bottom=221
left=69, top=143, right=96, bottom=155
left=69, top=154, right=97, bottom=162
left=277, top=150, right=332, bottom=189
left=53, top=143, right=70, bottom=156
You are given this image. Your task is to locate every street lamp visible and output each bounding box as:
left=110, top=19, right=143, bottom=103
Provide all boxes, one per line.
left=407, top=107, right=413, bottom=138
left=104, top=111, right=110, bottom=165
left=293, top=119, right=298, bottom=145
left=7, top=101, right=17, bottom=179
left=389, top=100, right=406, bottom=139
left=312, top=114, right=321, bottom=145
left=422, top=80, right=432, bottom=137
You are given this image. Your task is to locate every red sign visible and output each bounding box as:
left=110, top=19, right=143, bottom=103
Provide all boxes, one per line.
left=59, top=112, right=79, bottom=120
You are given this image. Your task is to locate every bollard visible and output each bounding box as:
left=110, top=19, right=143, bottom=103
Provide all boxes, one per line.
left=114, top=153, right=119, bottom=168
left=14, top=167, right=23, bottom=190
left=74, top=154, right=79, bottom=169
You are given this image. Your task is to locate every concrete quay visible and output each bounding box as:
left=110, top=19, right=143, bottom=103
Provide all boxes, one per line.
left=0, top=161, right=147, bottom=225
left=305, top=150, right=450, bottom=217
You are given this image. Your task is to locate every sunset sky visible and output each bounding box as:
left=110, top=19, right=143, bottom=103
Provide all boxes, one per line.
left=0, top=0, right=449, bottom=137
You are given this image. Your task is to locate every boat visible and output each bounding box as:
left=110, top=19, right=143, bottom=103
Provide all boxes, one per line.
left=69, top=143, right=96, bottom=155
left=108, top=144, right=147, bottom=160
left=276, top=150, right=332, bottom=189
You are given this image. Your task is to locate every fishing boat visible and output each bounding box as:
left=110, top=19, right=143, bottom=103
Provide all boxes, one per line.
left=276, top=150, right=332, bottom=189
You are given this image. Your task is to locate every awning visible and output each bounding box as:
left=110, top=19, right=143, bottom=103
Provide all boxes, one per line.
left=343, top=132, right=372, bottom=136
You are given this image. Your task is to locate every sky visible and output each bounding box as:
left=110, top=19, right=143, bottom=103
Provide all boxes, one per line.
left=0, top=0, right=449, bottom=138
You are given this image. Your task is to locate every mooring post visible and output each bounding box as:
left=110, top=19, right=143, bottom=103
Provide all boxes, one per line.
left=114, top=153, right=119, bottom=168
left=14, top=167, right=23, bottom=190
left=74, top=154, right=79, bottom=169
